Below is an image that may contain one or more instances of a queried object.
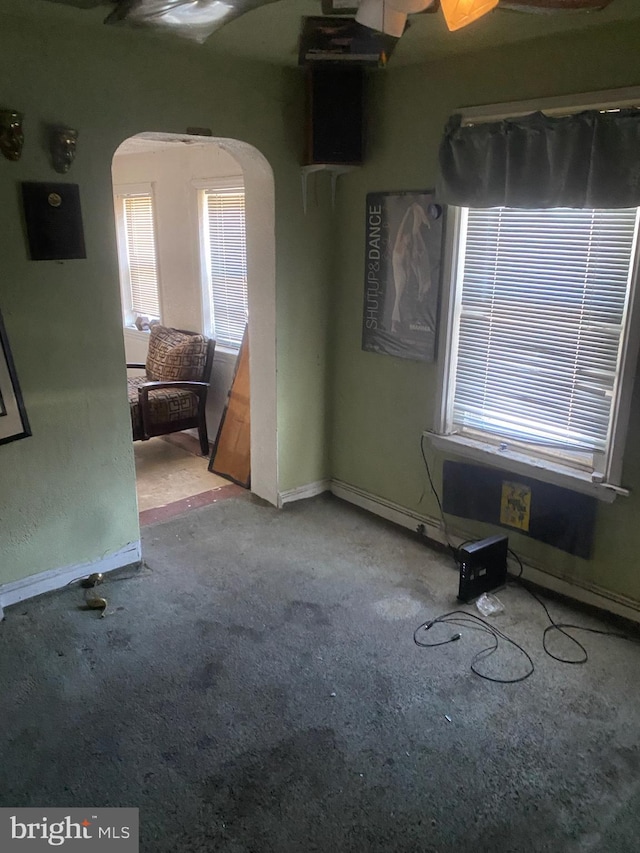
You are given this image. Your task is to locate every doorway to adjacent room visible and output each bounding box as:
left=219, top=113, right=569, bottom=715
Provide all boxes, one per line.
left=111, top=132, right=277, bottom=520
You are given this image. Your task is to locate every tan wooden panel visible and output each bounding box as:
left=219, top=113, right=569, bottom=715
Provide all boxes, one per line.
left=209, top=328, right=251, bottom=487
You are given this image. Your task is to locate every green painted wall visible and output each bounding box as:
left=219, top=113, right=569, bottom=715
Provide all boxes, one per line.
left=0, top=5, right=331, bottom=586
left=5, top=1, right=639, bottom=610
left=330, top=20, right=640, bottom=607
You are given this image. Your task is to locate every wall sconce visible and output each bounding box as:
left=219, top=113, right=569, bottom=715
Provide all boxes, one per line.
left=49, top=126, right=78, bottom=174
left=0, top=109, right=25, bottom=162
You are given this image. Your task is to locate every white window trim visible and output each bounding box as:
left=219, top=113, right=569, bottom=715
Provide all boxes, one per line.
left=113, top=181, right=163, bottom=333
left=431, top=89, right=640, bottom=503
left=193, top=175, right=245, bottom=356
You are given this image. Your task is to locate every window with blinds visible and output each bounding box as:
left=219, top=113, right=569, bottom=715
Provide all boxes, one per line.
left=201, top=186, right=248, bottom=350
left=447, top=205, right=640, bottom=471
left=120, top=193, right=161, bottom=322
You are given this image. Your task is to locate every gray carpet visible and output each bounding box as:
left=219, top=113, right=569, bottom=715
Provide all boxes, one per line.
left=1, top=494, right=639, bottom=852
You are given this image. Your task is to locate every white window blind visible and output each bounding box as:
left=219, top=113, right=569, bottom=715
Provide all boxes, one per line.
left=451, top=206, right=640, bottom=458
left=203, top=186, right=248, bottom=349
left=122, top=193, right=160, bottom=320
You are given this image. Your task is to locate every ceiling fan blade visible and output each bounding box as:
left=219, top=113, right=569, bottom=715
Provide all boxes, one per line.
left=105, top=0, right=280, bottom=42
left=499, top=0, right=614, bottom=12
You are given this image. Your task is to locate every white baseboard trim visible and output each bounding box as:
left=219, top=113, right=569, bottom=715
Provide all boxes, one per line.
left=331, top=479, right=442, bottom=541
left=507, top=561, right=640, bottom=624
left=278, top=479, right=332, bottom=508
left=330, top=479, right=640, bottom=625
left=0, top=540, right=142, bottom=621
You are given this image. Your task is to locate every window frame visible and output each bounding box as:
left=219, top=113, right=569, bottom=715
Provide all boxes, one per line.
left=431, top=90, right=640, bottom=503
left=195, top=176, right=248, bottom=354
left=113, top=182, right=163, bottom=331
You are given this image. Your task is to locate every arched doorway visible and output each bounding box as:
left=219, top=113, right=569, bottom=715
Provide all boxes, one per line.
left=111, top=132, right=277, bottom=507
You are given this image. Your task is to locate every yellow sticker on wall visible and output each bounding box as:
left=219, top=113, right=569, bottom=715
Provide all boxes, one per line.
left=500, top=481, right=531, bottom=532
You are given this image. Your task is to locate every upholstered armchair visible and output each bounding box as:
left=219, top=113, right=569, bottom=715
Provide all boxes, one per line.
left=126, top=325, right=215, bottom=456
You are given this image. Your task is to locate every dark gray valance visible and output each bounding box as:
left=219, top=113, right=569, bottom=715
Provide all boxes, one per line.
left=437, top=109, right=640, bottom=209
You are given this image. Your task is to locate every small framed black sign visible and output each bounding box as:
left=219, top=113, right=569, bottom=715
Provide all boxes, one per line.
left=21, top=182, right=86, bottom=261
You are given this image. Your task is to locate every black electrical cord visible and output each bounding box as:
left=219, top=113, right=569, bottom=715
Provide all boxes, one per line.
left=506, top=546, right=638, bottom=664
left=418, top=436, right=534, bottom=683
left=420, top=433, right=457, bottom=562
left=414, top=609, right=535, bottom=683
left=507, top=547, right=524, bottom=579
left=415, top=443, right=640, bottom=679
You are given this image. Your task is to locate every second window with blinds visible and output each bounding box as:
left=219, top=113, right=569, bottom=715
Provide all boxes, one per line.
left=198, top=179, right=248, bottom=352
left=114, top=185, right=162, bottom=328
left=436, top=205, right=640, bottom=495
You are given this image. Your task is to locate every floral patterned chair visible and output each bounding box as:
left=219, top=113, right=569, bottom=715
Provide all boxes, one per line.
left=127, top=325, right=215, bottom=456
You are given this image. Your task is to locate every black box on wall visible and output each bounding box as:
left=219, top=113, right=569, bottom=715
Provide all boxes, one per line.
left=304, top=66, right=365, bottom=166
left=442, top=460, right=597, bottom=559
left=21, top=182, right=86, bottom=261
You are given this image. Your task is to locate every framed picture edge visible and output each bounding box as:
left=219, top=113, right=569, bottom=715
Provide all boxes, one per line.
left=0, top=310, right=32, bottom=445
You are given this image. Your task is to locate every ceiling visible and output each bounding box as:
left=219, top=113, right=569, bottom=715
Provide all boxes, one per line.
left=7, top=0, right=640, bottom=67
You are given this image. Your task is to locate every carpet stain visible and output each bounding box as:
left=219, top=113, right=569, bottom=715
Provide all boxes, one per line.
left=201, top=727, right=343, bottom=825
left=196, top=734, right=218, bottom=751
left=9, top=727, right=42, bottom=749
left=10, top=676, right=38, bottom=707
left=106, top=630, right=133, bottom=650
left=373, top=594, right=424, bottom=620
left=283, top=600, right=330, bottom=627
left=190, top=656, right=226, bottom=691
left=566, top=692, right=613, bottom=722
left=228, top=624, right=264, bottom=643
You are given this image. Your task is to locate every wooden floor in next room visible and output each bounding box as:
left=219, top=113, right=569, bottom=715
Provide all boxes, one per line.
left=134, top=434, right=242, bottom=524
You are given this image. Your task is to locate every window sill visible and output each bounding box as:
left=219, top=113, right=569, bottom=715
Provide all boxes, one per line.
left=213, top=344, right=238, bottom=368
left=425, top=431, right=627, bottom=504
left=214, top=346, right=239, bottom=364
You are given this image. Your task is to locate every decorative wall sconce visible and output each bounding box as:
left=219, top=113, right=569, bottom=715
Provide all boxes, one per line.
left=0, top=109, right=25, bottom=162
left=49, top=126, right=78, bottom=174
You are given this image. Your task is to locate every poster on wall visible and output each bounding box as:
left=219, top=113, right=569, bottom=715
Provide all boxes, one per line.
left=362, top=190, right=444, bottom=362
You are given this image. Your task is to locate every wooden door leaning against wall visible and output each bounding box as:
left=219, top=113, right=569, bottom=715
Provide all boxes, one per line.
left=209, top=326, right=251, bottom=488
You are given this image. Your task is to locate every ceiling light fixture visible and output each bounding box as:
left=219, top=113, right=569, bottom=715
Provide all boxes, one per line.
left=440, top=0, right=499, bottom=31
left=356, top=0, right=498, bottom=36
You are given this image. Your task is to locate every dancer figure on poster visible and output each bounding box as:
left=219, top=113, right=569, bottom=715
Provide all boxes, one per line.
left=390, top=202, right=431, bottom=334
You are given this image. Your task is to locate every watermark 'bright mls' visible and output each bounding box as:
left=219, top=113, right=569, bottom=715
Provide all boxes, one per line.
left=1, top=809, right=138, bottom=851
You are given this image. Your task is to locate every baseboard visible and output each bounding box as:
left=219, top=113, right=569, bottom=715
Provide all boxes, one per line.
left=278, top=479, right=332, bottom=508
left=330, top=479, right=640, bottom=625
left=330, top=479, right=443, bottom=541
left=0, top=540, right=142, bottom=621
left=507, top=561, right=640, bottom=624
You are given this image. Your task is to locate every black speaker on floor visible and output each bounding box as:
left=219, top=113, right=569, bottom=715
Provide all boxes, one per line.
left=457, top=535, right=508, bottom=603
left=305, top=66, right=365, bottom=166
